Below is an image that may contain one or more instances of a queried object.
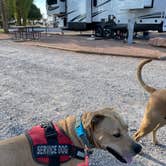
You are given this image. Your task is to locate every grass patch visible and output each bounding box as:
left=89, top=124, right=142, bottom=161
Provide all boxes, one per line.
left=0, top=29, right=4, bottom=33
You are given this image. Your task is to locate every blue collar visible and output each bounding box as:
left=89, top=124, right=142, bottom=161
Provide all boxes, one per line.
left=75, top=115, right=94, bottom=148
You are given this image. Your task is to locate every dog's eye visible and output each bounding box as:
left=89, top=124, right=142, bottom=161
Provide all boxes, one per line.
left=113, top=133, right=121, bottom=138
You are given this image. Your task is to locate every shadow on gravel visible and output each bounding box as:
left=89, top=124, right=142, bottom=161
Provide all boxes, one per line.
left=140, top=152, right=165, bottom=166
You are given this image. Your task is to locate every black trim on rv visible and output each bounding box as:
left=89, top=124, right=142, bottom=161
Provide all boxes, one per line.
left=79, top=15, right=87, bottom=22
left=70, top=14, right=87, bottom=22
left=61, top=10, right=76, bottom=18
left=95, top=0, right=112, bottom=8
left=92, top=10, right=106, bottom=18
left=138, top=12, right=162, bottom=19
left=70, top=15, right=84, bottom=22
left=48, top=6, right=60, bottom=11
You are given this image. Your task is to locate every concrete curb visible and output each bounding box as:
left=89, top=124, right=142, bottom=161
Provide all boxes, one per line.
left=32, top=43, right=162, bottom=60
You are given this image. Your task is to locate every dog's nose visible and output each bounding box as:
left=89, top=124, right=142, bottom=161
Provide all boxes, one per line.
left=132, top=143, right=142, bottom=154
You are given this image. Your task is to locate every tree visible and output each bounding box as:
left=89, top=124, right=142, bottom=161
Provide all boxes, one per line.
left=28, top=3, right=42, bottom=22
left=22, top=0, right=33, bottom=25
left=0, top=0, right=41, bottom=28
left=7, top=0, right=15, bottom=20
left=0, top=0, right=9, bottom=33
left=15, top=0, right=21, bottom=25
left=15, top=0, right=33, bottom=25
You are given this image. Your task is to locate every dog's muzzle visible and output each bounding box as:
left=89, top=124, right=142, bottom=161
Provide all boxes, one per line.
left=106, top=147, right=127, bottom=163
left=106, top=143, right=142, bottom=164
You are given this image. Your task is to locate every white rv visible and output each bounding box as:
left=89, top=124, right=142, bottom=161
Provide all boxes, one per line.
left=46, top=0, right=166, bottom=36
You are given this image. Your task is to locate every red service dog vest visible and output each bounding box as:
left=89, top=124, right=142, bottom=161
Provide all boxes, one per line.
left=26, top=122, right=85, bottom=165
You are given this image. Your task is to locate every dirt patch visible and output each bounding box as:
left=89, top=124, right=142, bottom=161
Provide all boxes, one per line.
left=0, top=33, right=12, bottom=40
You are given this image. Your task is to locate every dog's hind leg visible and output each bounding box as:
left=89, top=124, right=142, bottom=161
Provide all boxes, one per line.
left=152, top=123, right=160, bottom=145
left=152, top=122, right=166, bottom=145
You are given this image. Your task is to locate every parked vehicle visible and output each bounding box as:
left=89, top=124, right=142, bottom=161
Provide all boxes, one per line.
left=46, top=0, right=166, bottom=37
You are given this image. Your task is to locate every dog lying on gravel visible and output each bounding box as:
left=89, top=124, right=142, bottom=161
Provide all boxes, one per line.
left=0, top=108, right=142, bottom=166
left=134, top=59, right=166, bottom=145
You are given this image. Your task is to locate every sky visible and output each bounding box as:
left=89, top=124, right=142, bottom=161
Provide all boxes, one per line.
left=34, top=0, right=47, bottom=18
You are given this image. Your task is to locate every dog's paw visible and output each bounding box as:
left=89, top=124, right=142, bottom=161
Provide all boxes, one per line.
left=153, top=140, right=159, bottom=145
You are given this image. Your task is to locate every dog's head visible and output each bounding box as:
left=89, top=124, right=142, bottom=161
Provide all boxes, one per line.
left=82, top=108, right=142, bottom=164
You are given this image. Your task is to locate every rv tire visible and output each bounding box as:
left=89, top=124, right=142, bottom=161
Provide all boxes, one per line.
left=94, top=25, right=104, bottom=37
left=103, top=25, right=115, bottom=38
left=158, top=22, right=163, bottom=32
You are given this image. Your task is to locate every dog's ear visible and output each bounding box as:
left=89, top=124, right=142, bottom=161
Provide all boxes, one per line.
left=91, top=115, right=105, bottom=126
left=83, top=112, right=105, bottom=129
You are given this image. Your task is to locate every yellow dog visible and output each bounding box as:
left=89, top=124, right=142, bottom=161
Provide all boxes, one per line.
left=134, top=59, right=166, bottom=145
left=0, top=108, right=142, bottom=166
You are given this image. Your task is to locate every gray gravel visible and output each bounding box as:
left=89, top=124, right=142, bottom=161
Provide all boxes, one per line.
left=0, top=40, right=165, bottom=166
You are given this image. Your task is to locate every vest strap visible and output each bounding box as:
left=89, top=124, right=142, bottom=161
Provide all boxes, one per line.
left=41, top=121, right=60, bottom=166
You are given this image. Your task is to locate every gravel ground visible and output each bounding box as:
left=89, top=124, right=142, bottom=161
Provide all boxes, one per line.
left=0, top=40, right=165, bottom=166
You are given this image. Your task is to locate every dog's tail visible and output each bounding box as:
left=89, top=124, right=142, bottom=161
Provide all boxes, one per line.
left=137, top=59, right=156, bottom=94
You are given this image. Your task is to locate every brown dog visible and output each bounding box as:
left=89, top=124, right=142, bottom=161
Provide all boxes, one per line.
left=134, top=59, right=166, bottom=145
left=0, top=108, right=141, bottom=166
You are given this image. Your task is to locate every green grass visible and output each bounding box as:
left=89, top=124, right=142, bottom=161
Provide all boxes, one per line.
left=0, top=29, right=4, bottom=33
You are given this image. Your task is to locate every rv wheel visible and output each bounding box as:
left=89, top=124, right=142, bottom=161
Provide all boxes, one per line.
left=103, top=26, right=114, bottom=38
left=95, top=25, right=104, bottom=37
left=158, top=22, right=163, bottom=32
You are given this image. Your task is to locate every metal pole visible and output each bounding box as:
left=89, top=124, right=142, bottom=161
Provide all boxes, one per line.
left=127, top=17, right=135, bottom=45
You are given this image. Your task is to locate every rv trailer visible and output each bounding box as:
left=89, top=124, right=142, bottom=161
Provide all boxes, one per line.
left=46, top=0, right=166, bottom=37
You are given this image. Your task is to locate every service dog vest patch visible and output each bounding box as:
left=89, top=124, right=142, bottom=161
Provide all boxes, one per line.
left=26, top=122, right=85, bottom=165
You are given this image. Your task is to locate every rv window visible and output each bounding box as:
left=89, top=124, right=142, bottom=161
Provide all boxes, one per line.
left=93, top=0, right=97, bottom=7
left=47, top=0, right=57, bottom=5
